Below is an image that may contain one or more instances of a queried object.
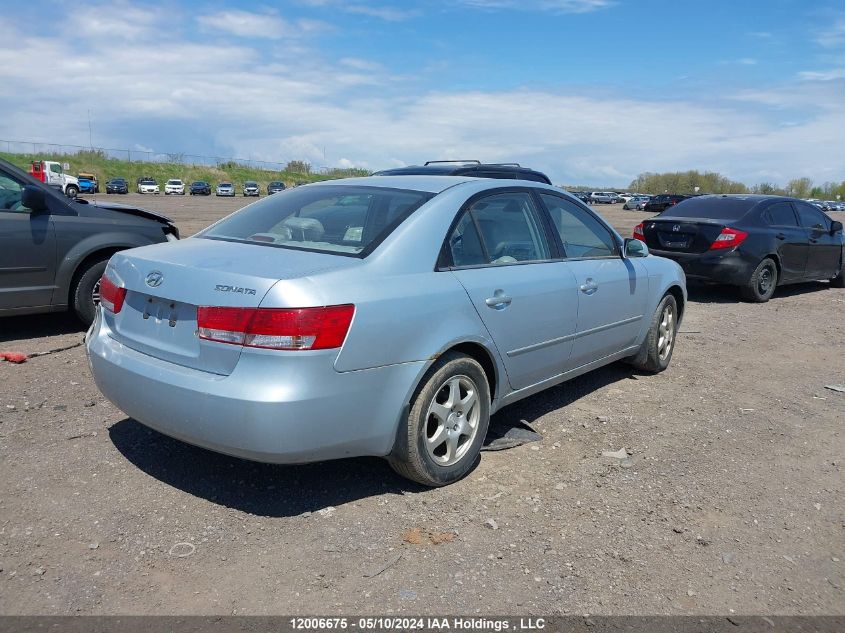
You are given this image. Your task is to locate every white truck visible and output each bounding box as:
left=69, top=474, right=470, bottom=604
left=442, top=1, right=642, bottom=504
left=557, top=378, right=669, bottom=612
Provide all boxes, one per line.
left=29, top=161, right=80, bottom=198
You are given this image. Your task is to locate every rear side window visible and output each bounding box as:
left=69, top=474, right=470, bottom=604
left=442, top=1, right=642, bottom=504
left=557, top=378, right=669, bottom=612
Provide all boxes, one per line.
left=447, top=192, right=551, bottom=266
left=200, top=185, right=432, bottom=257
left=540, top=193, right=618, bottom=258
left=764, top=202, right=798, bottom=227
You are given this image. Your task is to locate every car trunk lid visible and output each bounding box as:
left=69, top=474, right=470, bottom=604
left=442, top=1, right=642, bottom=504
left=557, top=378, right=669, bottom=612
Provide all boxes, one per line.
left=642, top=217, right=727, bottom=253
left=104, top=238, right=356, bottom=375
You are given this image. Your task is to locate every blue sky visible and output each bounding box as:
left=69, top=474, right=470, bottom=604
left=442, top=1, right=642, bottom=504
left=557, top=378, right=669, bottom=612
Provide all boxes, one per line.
left=1, top=0, right=843, bottom=186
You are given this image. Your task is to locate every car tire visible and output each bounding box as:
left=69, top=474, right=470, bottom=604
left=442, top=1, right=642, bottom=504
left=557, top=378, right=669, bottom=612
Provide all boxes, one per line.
left=389, top=352, right=490, bottom=487
left=627, top=293, right=678, bottom=374
left=831, top=261, right=845, bottom=288
left=65, top=185, right=79, bottom=199
left=72, top=258, right=109, bottom=325
left=740, top=257, right=778, bottom=302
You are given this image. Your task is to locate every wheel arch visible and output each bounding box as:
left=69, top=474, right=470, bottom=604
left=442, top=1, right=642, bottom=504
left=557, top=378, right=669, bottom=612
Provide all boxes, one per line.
left=56, top=235, right=151, bottom=307
left=446, top=341, right=500, bottom=403
left=66, top=247, right=125, bottom=305
left=665, top=283, right=686, bottom=322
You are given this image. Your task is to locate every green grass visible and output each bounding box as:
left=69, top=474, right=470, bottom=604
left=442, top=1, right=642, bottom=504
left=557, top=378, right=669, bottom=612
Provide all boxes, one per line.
left=0, top=149, right=370, bottom=190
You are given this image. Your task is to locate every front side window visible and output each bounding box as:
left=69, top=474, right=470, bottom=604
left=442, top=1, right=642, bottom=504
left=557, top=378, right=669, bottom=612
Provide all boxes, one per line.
left=201, top=185, right=432, bottom=256
left=764, top=202, right=798, bottom=227
left=796, top=202, right=829, bottom=230
left=447, top=192, right=550, bottom=266
left=0, top=171, right=32, bottom=213
left=540, top=193, right=617, bottom=258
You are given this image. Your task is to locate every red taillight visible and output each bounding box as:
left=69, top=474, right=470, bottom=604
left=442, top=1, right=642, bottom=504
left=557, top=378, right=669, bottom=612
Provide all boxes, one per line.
left=709, top=227, right=748, bottom=250
left=633, top=223, right=645, bottom=241
left=197, top=305, right=355, bottom=350
left=99, top=274, right=126, bottom=314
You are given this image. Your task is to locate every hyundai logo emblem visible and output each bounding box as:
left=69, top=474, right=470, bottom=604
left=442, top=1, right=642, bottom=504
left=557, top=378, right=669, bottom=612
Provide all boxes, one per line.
left=145, top=271, right=164, bottom=287
left=672, top=224, right=681, bottom=232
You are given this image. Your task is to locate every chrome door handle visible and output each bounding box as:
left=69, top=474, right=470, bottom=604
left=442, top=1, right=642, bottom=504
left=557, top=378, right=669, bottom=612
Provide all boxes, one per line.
left=579, top=279, right=598, bottom=295
left=485, top=290, right=512, bottom=309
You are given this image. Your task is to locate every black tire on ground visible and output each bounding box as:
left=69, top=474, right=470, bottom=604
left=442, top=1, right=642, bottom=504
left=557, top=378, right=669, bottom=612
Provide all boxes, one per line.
left=389, top=352, right=490, bottom=486
left=740, top=257, right=778, bottom=302
left=72, top=258, right=109, bottom=325
left=65, top=185, right=78, bottom=199
left=831, top=261, right=845, bottom=288
left=627, top=293, right=679, bottom=374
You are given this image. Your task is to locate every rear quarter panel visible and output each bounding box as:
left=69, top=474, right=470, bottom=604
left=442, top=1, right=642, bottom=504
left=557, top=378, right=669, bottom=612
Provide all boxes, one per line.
left=259, top=269, right=497, bottom=374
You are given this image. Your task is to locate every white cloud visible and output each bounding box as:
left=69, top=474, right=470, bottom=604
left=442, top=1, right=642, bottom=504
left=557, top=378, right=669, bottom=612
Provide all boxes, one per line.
left=456, top=0, right=614, bottom=13
left=298, top=1, right=419, bottom=21
left=797, top=69, right=845, bottom=81
left=815, top=16, right=845, bottom=49
left=196, top=9, right=328, bottom=39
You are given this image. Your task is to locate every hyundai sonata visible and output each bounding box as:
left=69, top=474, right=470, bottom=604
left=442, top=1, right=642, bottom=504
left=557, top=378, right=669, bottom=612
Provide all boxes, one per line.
left=87, top=176, right=686, bottom=486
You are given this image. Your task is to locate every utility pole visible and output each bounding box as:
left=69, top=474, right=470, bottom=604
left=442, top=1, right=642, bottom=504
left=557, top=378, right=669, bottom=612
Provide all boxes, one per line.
left=88, top=110, right=93, bottom=150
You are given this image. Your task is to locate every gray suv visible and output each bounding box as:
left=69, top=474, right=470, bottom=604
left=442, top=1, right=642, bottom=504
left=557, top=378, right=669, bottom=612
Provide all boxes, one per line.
left=0, top=158, right=179, bottom=325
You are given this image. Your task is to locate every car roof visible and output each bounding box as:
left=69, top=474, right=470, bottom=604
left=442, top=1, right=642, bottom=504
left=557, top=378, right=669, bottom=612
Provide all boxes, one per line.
left=308, top=174, right=497, bottom=194
left=373, top=163, right=552, bottom=184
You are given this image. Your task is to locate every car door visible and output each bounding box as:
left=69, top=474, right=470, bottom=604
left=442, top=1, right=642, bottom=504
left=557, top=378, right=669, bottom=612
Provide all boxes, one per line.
left=795, top=201, right=841, bottom=279
left=0, top=171, right=57, bottom=310
left=761, top=201, right=808, bottom=282
left=446, top=190, right=580, bottom=391
left=538, top=193, right=649, bottom=370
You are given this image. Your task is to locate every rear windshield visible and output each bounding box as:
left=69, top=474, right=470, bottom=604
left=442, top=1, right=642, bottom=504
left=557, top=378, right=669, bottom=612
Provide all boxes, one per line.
left=199, top=185, right=433, bottom=257
left=658, top=196, right=756, bottom=220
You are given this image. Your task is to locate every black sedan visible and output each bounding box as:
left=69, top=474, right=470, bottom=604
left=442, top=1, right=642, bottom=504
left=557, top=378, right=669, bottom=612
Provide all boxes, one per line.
left=189, top=181, right=211, bottom=195
left=634, top=195, right=844, bottom=301
left=643, top=194, right=691, bottom=213
left=105, top=178, right=128, bottom=194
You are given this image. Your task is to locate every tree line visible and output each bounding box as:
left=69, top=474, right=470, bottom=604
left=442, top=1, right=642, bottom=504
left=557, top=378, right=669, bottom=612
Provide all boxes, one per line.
left=626, top=171, right=845, bottom=199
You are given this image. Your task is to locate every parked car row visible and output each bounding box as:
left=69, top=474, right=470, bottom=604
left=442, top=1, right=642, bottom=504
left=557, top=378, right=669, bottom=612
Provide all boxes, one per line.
left=102, top=177, right=289, bottom=196
left=807, top=199, right=845, bottom=212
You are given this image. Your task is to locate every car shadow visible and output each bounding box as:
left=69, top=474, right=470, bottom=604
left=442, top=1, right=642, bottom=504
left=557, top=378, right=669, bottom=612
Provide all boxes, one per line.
left=491, top=362, right=637, bottom=426
left=0, top=312, right=85, bottom=343
left=108, top=418, right=426, bottom=517
left=109, top=363, right=637, bottom=517
left=686, top=280, right=832, bottom=304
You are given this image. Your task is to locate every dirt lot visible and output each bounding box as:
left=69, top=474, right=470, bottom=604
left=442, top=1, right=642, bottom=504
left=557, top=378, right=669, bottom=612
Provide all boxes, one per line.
left=1, top=193, right=843, bottom=615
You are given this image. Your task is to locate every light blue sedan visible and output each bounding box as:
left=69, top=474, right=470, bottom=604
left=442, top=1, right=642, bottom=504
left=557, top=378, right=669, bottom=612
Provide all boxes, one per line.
left=86, top=176, right=686, bottom=486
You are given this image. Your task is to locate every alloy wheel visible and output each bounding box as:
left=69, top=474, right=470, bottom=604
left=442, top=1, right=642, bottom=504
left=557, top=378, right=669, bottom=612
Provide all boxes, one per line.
left=657, top=303, right=675, bottom=361
left=423, top=375, right=480, bottom=467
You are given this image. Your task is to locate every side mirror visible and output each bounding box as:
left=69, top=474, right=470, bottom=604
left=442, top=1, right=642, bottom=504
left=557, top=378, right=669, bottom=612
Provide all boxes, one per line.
left=22, top=185, right=48, bottom=212
left=623, top=237, right=648, bottom=258
left=831, top=220, right=843, bottom=235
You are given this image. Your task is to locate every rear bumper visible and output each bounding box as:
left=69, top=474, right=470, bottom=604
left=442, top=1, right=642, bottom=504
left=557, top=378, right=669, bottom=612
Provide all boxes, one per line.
left=649, top=248, right=754, bottom=285
left=86, top=312, right=425, bottom=464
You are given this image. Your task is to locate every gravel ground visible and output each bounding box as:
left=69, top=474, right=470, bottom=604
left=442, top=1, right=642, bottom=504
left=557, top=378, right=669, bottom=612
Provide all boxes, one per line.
left=0, top=194, right=843, bottom=615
